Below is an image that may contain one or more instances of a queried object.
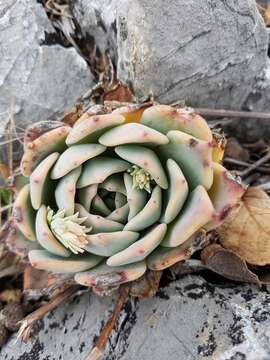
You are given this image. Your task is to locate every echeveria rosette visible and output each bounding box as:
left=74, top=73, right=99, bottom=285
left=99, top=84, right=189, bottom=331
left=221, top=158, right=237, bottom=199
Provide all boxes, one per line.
left=12, top=104, right=245, bottom=290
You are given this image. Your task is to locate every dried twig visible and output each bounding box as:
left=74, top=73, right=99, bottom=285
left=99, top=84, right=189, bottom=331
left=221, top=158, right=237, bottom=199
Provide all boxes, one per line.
left=195, top=108, right=270, bottom=120
left=241, top=151, right=270, bottom=177
left=224, top=157, right=270, bottom=173
left=86, top=285, right=130, bottom=360
left=17, top=285, right=79, bottom=342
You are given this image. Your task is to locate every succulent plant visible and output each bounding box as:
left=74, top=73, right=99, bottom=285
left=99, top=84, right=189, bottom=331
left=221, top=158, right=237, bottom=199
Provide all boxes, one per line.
left=12, top=104, right=245, bottom=291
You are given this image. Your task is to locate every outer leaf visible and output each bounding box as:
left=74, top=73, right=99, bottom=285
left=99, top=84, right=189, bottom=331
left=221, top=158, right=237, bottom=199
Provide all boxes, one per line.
left=66, top=113, right=124, bottom=145
left=141, top=105, right=212, bottom=141
left=29, top=249, right=102, bottom=273
left=206, top=162, right=246, bottom=230
left=21, top=126, right=70, bottom=176
left=12, top=184, right=36, bottom=241
left=74, top=261, right=147, bottom=287
left=99, top=123, right=169, bottom=146
left=30, top=152, right=59, bottom=210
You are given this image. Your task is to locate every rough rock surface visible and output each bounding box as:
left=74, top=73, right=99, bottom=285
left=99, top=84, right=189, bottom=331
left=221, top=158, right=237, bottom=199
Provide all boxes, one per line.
left=232, top=58, right=270, bottom=141
left=0, top=0, right=94, bottom=135
left=72, top=0, right=268, bottom=109
left=1, top=275, right=270, bottom=360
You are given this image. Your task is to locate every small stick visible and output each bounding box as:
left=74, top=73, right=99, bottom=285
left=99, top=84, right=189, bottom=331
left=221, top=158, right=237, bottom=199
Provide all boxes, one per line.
left=224, top=158, right=270, bottom=173
left=195, top=108, right=270, bottom=120
left=241, top=152, right=270, bottom=177
left=86, top=285, right=130, bottom=360
left=17, top=285, right=79, bottom=342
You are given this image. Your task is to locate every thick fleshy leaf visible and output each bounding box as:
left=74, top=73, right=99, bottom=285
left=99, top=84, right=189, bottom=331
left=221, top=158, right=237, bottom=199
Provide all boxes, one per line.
left=50, top=144, right=106, bottom=179
left=114, top=192, right=126, bottom=208
left=35, top=205, right=70, bottom=257
left=107, top=223, right=167, bottom=266
left=159, top=130, right=213, bottom=190
left=162, top=185, right=214, bottom=247
left=141, top=105, right=212, bottom=141
left=66, top=113, right=124, bottom=145
left=99, top=123, right=169, bottom=146
left=76, top=204, right=124, bottom=233
left=55, top=166, right=81, bottom=216
left=124, top=173, right=147, bottom=220
left=124, top=186, right=162, bottom=231
left=85, top=231, right=139, bottom=256
left=91, top=195, right=111, bottom=216
left=6, top=227, right=40, bottom=260
left=147, top=231, right=205, bottom=270
left=100, top=174, right=126, bottom=195
left=12, top=184, right=36, bottom=241
left=107, top=204, right=129, bottom=223
left=112, top=103, right=151, bottom=123
left=30, top=152, right=59, bottom=210
left=206, top=163, right=246, bottom=230
left=29, top=249, right=102, bottom=273
left=115, top=145, right=168, bottom=189
left=77, top=157, right=130, bottom=188
left=77, top=184, right=98, bottom=212
left=161, top=159, right=188, bottom=224
left=74, top=261, right=147, bottom=287
left=21, top=126, right=70, bottom=176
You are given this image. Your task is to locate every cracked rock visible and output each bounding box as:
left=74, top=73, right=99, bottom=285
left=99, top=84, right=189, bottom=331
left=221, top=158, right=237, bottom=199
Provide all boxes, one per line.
left=0, top=0, right=94, bottom=136
left=72, top=0, right=268, bottom=109
left=2, top=275, right=270, bottom=359
left=116, top=0, right=268, bottom=108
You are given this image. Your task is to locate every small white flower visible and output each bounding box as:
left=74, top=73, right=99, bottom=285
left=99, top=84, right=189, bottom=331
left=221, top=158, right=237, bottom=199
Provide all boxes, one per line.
left=47, top=207, right=92, bottom=254
left=127, top=165, right=153, bottom=193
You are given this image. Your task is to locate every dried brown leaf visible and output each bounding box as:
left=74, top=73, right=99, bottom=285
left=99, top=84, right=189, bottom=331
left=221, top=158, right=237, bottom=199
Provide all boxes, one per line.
left=218, top=187, right=270, bottom=266
left=201, top=244, right=260, bottom=285
left=130, top=270, right=162, bottom=299
left=257, top=3, right=270, bottom=26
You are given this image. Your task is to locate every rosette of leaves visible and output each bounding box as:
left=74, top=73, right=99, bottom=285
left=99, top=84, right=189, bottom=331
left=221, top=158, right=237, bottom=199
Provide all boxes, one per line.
left=12, top=104, right=245, bottom=291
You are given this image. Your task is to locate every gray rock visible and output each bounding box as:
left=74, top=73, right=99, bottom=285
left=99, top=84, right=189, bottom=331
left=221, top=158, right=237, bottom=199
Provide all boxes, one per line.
left=0, top=0, right=94, bottom=136
left=1, top=275, right=270, bottom=359
left=116, top=0, right=268, bottom=108
left=71, top=0, right=268, bottom=110
left=231, top=58, right=270, bottom=142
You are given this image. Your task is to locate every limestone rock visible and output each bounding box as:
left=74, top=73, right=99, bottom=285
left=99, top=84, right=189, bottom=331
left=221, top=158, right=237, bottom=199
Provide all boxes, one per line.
left=72, top=0, right=268, bottom=109
left=1, top=275, right=270, bottom=359
left=0, top=0, right=94, bottom=136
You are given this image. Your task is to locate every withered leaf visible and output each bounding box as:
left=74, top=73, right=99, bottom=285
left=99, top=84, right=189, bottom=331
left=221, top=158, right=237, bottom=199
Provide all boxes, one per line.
left=130, top=270, right=162, bottom=299
left=218, top=187, right=270, bottom=266
left=102, top=82, right=135, bottom=103
left=201, top=244, right=260, bottom=285
left=257, top=3, right=270, bottom=26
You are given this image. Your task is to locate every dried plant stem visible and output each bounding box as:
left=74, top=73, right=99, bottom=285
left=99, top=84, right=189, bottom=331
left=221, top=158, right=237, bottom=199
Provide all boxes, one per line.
left=224, top=157, right=270, bottom=173
left=241, top=152, right=270, bottom=177
left=195, top=108, right=270, bottom=120
left=86, top=285, right=130, bottom=360
left=17, top=285, right=79, bottom=342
